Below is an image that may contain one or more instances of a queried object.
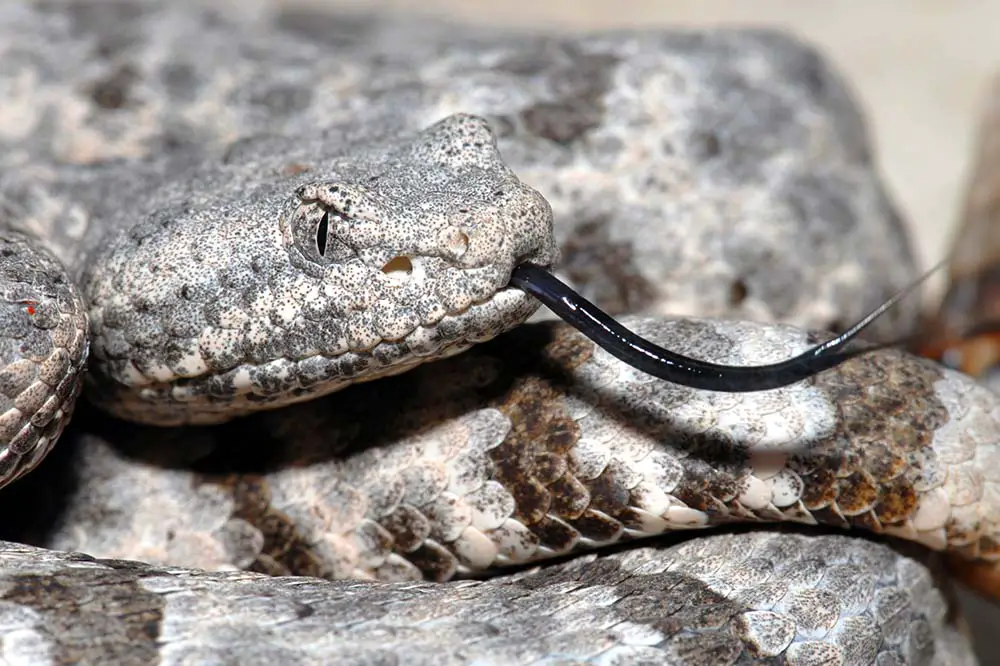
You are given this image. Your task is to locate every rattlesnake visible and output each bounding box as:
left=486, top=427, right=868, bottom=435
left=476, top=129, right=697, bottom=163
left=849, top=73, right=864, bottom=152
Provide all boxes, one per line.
left=0, top=3, right=994, bottom=664
left=0, top=110, right=990, bottom=665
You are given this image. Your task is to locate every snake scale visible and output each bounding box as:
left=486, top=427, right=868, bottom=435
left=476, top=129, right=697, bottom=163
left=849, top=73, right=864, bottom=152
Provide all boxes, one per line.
left=0, top=1, right=995, bottom=664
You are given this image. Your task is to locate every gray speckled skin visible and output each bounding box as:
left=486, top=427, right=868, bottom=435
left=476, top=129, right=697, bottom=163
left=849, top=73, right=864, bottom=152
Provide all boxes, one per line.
left=39, top=318, right=1000, bottom=582
left=0, top=1, right=977, bottom=665
left=0, top=111, right=558, bottom=467
left=79, top=113, right=556, bottom=425
left=0, top=233, right=88, bottom=490
left=0, top=534, right=976, bottom=666
left=0, top=0, right=917, bottom=339
left=4, top=317, right=992, bottom=664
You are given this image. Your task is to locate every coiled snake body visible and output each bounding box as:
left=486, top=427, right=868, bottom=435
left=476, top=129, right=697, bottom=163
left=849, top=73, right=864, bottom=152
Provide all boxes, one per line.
left=0, top=9, right=994, bottom=663
left=0, top=111, right=992, bottom=665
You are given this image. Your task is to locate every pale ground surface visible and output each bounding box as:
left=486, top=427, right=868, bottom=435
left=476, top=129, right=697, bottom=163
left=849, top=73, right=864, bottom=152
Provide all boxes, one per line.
left=303, top=0, right=1000, bottom=303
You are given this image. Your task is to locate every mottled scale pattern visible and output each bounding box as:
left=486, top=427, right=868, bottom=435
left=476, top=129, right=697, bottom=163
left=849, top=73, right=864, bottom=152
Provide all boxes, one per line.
left=44, top=318, right=1000, bottom=593
left=0, top=1, right=988, bottom=663
left=0, top=0, right=918, bottom=343
left=0, top=232, right=88, bottom=487
left=77, top=113, right=556, bottom=427
left=0, top=533, right=975, bottom=666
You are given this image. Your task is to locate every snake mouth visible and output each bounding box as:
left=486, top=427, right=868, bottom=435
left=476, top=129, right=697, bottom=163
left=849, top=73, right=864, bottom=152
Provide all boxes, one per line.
left=86, top=249, right=551, bottom=428
left=86, top=189, right=556, bottom=428
left=86, top=111, right=561, bottom=426
left=89, top=290, right=543, bottom=428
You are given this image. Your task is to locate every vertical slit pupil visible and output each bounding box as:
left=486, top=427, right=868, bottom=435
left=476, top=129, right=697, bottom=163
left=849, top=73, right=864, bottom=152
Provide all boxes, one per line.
left=317, top=211, right=329, bottom=257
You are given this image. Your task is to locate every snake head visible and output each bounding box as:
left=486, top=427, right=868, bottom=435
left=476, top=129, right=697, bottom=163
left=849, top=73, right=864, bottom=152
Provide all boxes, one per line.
left=284, top=114, right=556, bottom=328
left=84, top=114, right=558, bottom=425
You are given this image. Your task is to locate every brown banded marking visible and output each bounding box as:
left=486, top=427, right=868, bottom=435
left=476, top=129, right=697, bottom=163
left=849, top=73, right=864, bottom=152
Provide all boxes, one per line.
left=38, top=317, right=999, bottom=584
left=789, top=347, right=949, bottom=537
left=223, top=475, right=330, bottom=580
left=0, top=557, right=165, bottom=664
left=114, top=317, right=996, bottom=587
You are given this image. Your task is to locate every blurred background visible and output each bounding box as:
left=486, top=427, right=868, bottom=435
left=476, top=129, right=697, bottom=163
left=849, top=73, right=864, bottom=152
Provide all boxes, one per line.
left=304, top=0, right=1000, bottom=294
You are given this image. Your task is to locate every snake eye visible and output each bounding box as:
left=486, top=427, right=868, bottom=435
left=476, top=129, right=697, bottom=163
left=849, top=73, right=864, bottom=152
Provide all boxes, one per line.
left=316, top=212, right=330, bottom=257
left=288, top=203, right=352, bottom=266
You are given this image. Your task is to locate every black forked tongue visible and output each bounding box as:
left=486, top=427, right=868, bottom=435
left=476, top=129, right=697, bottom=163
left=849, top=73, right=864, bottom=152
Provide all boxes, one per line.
left=509, top=263, right=941, bottom=393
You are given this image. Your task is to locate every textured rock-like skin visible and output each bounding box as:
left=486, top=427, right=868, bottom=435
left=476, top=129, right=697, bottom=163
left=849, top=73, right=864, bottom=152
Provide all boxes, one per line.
left=0, top=1, right=975, bottom=664
left=76, top=113, right=556, bottom=426
left=0, top=109, right=559, bottom=484
left=0, top=534, right=976, bottom=666
left=7, top=316, right=991, bottom=664
left=0, top=233, right=88, bottom=490
left=41, top=318, right=1000, bottom=583
left=0, top=0, right=917, bottom=339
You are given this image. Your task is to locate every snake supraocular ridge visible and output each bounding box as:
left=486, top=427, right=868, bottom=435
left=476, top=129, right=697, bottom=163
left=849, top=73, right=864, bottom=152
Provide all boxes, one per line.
left=0, top=92, right=987, bottom=666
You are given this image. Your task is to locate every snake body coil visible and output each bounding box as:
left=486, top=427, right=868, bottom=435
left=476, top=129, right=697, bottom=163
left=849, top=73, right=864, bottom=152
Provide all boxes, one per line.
left=0, top=8, right=990, bottom=662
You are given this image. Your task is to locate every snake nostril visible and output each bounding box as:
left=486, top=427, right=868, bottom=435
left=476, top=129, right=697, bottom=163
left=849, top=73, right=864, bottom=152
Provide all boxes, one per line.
left=382, top=256, right=413, bottom=285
